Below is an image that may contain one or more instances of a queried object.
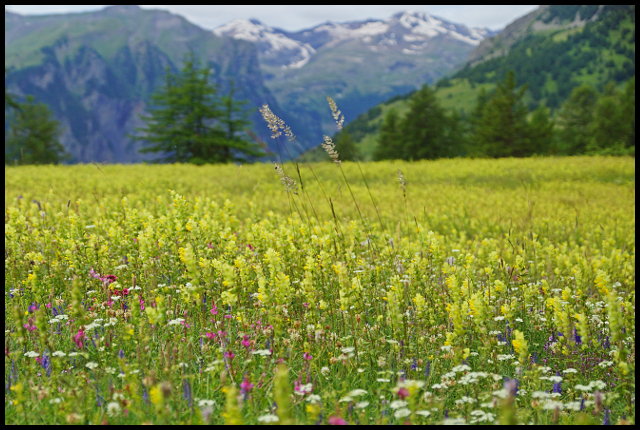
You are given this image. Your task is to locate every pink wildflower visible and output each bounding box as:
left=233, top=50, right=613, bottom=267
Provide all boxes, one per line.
left=23, top=318, right=37, bottom=332
left=303, top=352, right=313, bottom=361
left=328, top=416, right=348, bottom=425
left=240, top=377, right=254, bottom=395
left=101, top=274, right=117, bottom=285
left=205, top=332, right=216, bottom=340
left=224, top=350, right=235, bottom=360
left=210, top=303, right=218, bottom=315
left=397, top=387, right=410, bottom=399
left=73, top=329, right=86, bottom=349
left=241, top=335, right=251, bottom=349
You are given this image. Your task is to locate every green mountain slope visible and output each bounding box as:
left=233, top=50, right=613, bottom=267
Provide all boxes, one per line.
left=324, top=5, right=635, bottom=161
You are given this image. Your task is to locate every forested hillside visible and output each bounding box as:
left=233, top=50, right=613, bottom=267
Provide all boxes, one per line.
left=314, top=5, right=635, bottom=162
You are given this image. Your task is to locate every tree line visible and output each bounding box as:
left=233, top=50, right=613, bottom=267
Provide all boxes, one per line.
left=334, top=70, right=634, bottom=161
left=5, top=54, right=263, bottom=165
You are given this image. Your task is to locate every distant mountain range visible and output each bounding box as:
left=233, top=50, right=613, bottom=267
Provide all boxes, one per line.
left=5, top=6, right=498, bottom=163
left=215, top=11, right=497, bottom=150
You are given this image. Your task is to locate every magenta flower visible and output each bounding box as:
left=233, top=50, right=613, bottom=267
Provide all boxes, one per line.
left=205, top=332, right=216, bottom=340
left=210, top=303, right=218, bottom=315
left=23, top=319, right=37, bottom=332
left=241, top=335, right=251, bottom=349
left=224, top=350, right=235, bottom=360
left=73, top=329, right=86, bottom=349
left=102, top=274, right=117, bottom=284
left=397, top=387, right=410, bottom=399
left=240, top=377, right=254, bottom=395
left=328, top=416, right=348, bottom=425
left=303, top=352, right=313, bottom=361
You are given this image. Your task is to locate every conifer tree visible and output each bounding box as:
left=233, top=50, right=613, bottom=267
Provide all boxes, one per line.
left=557, top=85, right=597, bottom=154
left=589, top=86, right=627, bottom=153
left=334, top=129, right=359, bottom=161
left=135, top=53, right=263, bottom=164
left=527, top=105, right=555, bottom=155
left=374, top=108, right=403, bottom=160
left=473, top=71, right=530, bottom=157
left=401, top=84, right=449, bottom=160
left=5, top=96, right=68, bottom=165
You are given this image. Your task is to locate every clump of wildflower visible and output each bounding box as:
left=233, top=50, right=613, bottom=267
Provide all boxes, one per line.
left=240, top=377, right=253, bottom=396
left=328, top=416, right=348, bottom=425
left=73, top=328, right=86, bottom=349
left=511, top=330, right=529, bottom=365
left=222, top=385, right=243, bottom=425
left=274, top=364, right=294, bottom=425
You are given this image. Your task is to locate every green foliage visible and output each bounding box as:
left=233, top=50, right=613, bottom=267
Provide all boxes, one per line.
left=134, top=53, right=264, bottom=164
left=455, top=5, right=635, bottom=111
left=5, top=95, right=68, bottom=165
left=472, top=71, right=532, bottom=157
left=557, top=78, right=635, bottom=156
left=373, top=109, right=403, bottom=161
left=373, top=85, right=462, bottom=161
left=527, top=105, right=556, bottom=155
left=334, top=129, right=359, bottom=162
left=554, top=85, right=594, bottom=155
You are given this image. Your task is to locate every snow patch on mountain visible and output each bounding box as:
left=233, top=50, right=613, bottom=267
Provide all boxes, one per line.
left=213, top=11, right=495, bottom=69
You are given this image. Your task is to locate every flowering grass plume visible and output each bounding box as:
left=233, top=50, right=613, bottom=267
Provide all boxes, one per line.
left=326, top=96, right=344, bottom=130
left=321, top=135, right=341, bottom=165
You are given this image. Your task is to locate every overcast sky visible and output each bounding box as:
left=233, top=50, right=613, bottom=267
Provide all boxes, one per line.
left=5, top=5, right=539, bottom=31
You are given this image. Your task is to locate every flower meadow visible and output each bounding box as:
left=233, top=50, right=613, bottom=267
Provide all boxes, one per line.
left=4, top=155, right=635, bottom=425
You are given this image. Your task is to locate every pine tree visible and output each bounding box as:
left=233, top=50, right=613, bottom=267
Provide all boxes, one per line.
left=589, top=86, right=626, bottom=153
left=473, top=71, right=531, bottom=157
left=620, top=77, right=635, bottom=151
left=218, top=81, right=265, bottom=161
left=557, top=85, right=597, bottom=154
left=527, top=105, right=555, bottom=155
left=401, top=84, right=449, bottom=160
left=374, top=108, right=403, bottom=160
left=135, top=53, right=263, bottom=164
left=334, top=129, right=359, bottom=161
left=5, top=96, right=68, bottom=165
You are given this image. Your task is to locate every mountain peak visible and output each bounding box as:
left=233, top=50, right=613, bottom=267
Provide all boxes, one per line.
left=392, top=10, right=430, bottom=20
left=103, top=5, right=142, bottom=14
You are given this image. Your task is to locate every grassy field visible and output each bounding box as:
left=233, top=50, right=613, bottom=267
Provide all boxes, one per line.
left=4, top=156, right=635, bottom=425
